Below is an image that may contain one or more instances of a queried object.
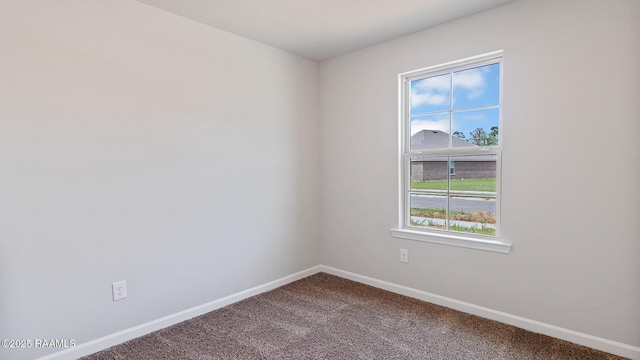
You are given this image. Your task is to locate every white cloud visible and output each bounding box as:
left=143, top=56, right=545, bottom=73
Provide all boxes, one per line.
left=411, top=66, right=492, bottom=109
left=410, top=75, right=450, bottom=108
left=414, top=75, right=450, bottom=91
left=453, top=68, right=487, bottom=99
left=410, top=92, right=447, bottom=107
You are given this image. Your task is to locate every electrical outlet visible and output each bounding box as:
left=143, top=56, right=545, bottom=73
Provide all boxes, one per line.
left=400, top=248, right=409, bottom=263
left=112, top=280, right=127, bottom=301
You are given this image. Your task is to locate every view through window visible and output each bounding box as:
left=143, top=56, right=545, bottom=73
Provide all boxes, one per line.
left=401, top=52, right=502, bottom=239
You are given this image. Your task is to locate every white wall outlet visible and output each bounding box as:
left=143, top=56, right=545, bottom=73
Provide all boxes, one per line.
left=112, top=280, right=127, bottom=301
left=400, top=248, right=409, bottom=263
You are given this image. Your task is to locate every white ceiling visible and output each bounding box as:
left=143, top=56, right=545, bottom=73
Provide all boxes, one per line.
left=135, top=0, right=517, bottom=61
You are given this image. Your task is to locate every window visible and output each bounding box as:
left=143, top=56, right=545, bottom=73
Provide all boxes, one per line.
left=391, top=51, right=510, bottom=253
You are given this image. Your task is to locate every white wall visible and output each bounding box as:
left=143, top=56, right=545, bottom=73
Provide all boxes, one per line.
left=0, top=1, right=320, bottom=359
left=2, top=0, right=638, bottom=359
left=319, top=0, right=640, bottom=349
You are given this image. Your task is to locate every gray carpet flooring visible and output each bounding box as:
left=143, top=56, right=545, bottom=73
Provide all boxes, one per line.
left=82, top=273, right=626, bottom=359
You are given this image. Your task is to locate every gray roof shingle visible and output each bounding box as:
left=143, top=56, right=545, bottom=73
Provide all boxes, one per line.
left=410, top=130, right=495, bottom=162
left=410, top=130, right=475, bottom=150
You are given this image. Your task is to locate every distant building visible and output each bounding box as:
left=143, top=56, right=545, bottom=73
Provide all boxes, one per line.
left=410, top=130, right=496, bottom=182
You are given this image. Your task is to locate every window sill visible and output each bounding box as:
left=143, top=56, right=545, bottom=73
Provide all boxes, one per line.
left=390, top=228, right=511, bottom=254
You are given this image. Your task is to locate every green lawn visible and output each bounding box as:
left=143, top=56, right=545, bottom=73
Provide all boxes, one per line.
left=411, top=178, right=496, bottom=192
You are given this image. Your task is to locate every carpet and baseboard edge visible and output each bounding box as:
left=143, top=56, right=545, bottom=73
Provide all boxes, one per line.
left=320, top=266, right=639, bottom=360
left=37, top=265, right=639, bottom=360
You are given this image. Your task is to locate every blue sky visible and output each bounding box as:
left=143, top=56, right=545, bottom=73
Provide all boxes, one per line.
left=410, top=63, right=500, bottom=142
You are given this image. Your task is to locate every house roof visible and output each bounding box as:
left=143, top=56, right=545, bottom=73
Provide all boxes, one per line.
left=410, top=130, right=496, bottom=162
left=410, top=130, right=475, bottom=150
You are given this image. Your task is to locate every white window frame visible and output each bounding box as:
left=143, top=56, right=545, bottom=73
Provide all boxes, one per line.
left=391, top=51, right=511, bottom=254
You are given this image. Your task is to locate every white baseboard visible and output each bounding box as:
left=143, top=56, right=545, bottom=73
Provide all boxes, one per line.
left=319, top=265, right=640, bottom=360
left=37, top=265, right=323, bottom=360
left=39, top=264, right=639, bottom=360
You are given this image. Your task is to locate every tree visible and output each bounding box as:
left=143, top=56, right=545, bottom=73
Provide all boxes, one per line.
left=468, top=127, right=498, bottom=146
left=489, top=126, right=499, bottom=143
left=453, top=131, right=466, bottom=140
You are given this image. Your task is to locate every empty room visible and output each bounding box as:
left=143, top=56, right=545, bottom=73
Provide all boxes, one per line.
left=1, top=0, right=638, bottom=359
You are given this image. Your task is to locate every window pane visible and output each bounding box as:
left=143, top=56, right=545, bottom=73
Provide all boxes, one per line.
left=410, top=73, right=451, bottom=114
left=410, top=117, right=451, bottom=150
left=448, top=195, right=496, bottom=235
left=452, top=63, right=500, bottom=110
left=451, top=108, right=499, bottom=147
left=411, top=156, right=448, bottom=187
left=410, top=194, right=447, bottom=230
left=449, top=155, right=497, bottom=191
left=448, top=154, right=496, bottom=235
